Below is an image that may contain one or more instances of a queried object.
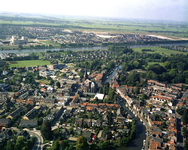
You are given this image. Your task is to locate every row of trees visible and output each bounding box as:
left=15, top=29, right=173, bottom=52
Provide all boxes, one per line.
left=5, top=53, right=39, bottom=61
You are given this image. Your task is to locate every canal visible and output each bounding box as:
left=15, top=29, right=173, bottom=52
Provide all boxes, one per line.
left=104, top=66, right=146, bottom=150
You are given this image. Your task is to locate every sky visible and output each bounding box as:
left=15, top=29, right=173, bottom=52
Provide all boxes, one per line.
left=0, top=0, right=187, bottom=22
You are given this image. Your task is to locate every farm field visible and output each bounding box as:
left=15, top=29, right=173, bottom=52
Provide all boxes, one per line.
left=132, top=46, right=188, bottom=56
left=7, top=60, right=51, bottom=68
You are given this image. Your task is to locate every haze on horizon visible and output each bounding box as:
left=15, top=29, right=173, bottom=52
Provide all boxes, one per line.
left=1, top=0, right=187, bottom=22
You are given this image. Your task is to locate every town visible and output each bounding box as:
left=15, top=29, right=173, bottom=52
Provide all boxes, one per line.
left=0, top=42, right=187, bottom=150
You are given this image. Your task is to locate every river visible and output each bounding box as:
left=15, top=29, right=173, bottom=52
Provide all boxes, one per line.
left=0, top=42, right=188, bottom=54
left=104, top=66, right=146, bottom=150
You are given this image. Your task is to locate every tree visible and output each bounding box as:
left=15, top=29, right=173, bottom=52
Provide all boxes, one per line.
left=99, top=87, right=103, bottom=94
left=113, top=110, right=117, bottom=118
left=50, top=80, right=54, bottom=85
left=88, top=112, right=93, bottom=119
left=68, top=126, right=74, bottom=135
left=76, top=136, right=89, bottom=150
left=183, top=109, right=188, bottom=125
left=5, top=140, right=14, bottom=150
left=56, top=81, right=60, bottom=88
left=176, top=107, right=186, bottom=115
left=41, top=120, right=52, bottom=140
left=60, top=140, right=69, bottom=150
left=52, top=140, right=60, bottom=150
left=135, top=87, right=140, bottom=95
left=14, top=136, right=24, bottom=150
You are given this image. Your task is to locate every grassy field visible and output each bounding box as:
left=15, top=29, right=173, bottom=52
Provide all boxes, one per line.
left=132, top=46, right=188, bottom=56
left=147, top=62, right=164, bottom=66
left=7, top=60, right=51, bottom=68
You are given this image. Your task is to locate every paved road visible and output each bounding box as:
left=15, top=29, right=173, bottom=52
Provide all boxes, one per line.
left=25, top=129, right=43, bottom=150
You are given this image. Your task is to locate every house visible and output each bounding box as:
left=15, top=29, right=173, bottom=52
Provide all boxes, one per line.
left=92, top=120, right=101, bottom=127
left=47, top=64, right=65, bottom=70
left=103, top=114, right=109, bottom=123
left=2, top=70, right=8, bottom=76
left=82, top=130, right=92, bottom=142
left=147, top=114, right=156, bottom=127
left=0, top=119, right=11, bottom=127
left=83, top=119, right=92, bottom=127
left=39, top=70, right=55, bottom=77
left=6, top=107, right=24, bottom=119
left=17, top=130, right=30, bottom=140
left=23, top=106, right=41, bottom=120
left=151, top=126, right=162, bottom=137
left=0, top=84, right=9, bottom=91
left=61, top=128, right=69, bottom=138
left=20, top=119, right=38, bottom=127
left=98, top=130, right=107, bottom=141
left=118, top=129, right=130, bottom=135
left=94, top=93, right=104, bottom=100
left=152, top=121, right=162, bottom=127
left=75, top=118, right=83, bottom=126
left=102, top=122, right=108, bottom=127
left=0, top=128, right=13, bottom=142
left=76, top=127, right=82, bottom=135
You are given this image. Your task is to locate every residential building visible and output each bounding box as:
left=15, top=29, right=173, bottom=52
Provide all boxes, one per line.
left=20, top=119, right=38, bottom=127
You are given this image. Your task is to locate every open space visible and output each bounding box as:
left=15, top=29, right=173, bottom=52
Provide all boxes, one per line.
left=7, top=60, right=51, bottom=68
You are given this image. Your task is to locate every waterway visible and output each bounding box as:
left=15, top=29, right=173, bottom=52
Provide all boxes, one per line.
left=0, top=42, right=188, bottom=54
left=117, top=99, right=146, bottom=150
left=104, top=65, right=122, bottom=84
left=104, top=66, right=146, bottom=150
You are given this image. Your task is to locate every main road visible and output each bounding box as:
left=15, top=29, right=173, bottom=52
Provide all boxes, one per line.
left=11, top=127, right=43, bottom=150
left=27, top=130, right=43, bottom=150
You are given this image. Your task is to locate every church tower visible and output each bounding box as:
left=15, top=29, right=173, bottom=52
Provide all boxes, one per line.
left=84, top=66, right=88, bottom=81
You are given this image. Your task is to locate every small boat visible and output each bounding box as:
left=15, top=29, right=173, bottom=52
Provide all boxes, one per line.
left=143, top=140, right=146, bottom=145
left=140, top=119, right=143, bottom=122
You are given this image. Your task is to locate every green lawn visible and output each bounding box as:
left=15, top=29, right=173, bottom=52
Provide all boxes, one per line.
left=7, top=60, right=51, bottom=68
left=133, top=46, right=188, bottom=56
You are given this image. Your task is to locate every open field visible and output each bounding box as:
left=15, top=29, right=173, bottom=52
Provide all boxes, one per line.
left=132, top=47, right=188, bottom=56
left=147, top=62, right=164, bottom=66
left=7, top=60, right=51, bottom=68
left=0, top=15, right=188, bottom=39
left=35, top=79, right=50, bottom=85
